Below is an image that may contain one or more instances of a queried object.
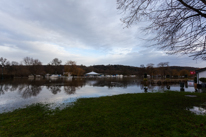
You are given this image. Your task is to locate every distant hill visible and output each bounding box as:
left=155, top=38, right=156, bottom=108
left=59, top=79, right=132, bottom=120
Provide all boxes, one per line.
left=169, top=66, right=200, bottom=71
left=79, top=65, right=201, bottom=75
left=3, top=64, right=201, bottom=78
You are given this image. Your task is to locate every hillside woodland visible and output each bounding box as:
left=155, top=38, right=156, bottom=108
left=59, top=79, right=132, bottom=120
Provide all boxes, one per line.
left=0, top=57, right=199, bottom=78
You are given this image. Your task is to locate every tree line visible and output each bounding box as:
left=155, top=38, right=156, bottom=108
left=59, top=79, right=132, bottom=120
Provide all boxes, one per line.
left=0, top=57, right=84, bottom=78
left=89, top=62, right=197, bottom=78
left=0, top=57, right=198, bottom=78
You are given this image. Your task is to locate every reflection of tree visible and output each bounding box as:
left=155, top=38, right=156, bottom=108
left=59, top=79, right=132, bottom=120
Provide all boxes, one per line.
left=64, top=86, right=77, bottom=95
left=0, top=79, right=86, bottom=98
left=92, top=78, right=137, bottom=88
left=3, top=84, right=10, bottom=92
left=18, top=84, right=26, bottom=92
left=0, top=84, right=4, bottom=95
left=10, top=84, right=19, bottom=91
left=18, top=85, right=42, bottom=99
left=47, top=85, right=61, bottom=94
left=157, top=85, right=166, bottom=91
left=0, top=82, right=21, bottom=95
left=140, top=83, right=144, bottom=90
left=64, top=79, right=86, bottom=95
left=147, top=84, right=155, bottom=92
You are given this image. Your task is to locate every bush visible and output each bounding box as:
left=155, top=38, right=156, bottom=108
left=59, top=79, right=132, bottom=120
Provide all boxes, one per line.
left=199, top=77, right=206, bottom=83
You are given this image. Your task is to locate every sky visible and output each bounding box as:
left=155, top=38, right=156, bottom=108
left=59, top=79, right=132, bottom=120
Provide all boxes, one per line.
left=0, top=0, right=205, bottom=68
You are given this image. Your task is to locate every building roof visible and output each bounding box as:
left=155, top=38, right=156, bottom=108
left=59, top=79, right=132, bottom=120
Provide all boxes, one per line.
left=195, top=67, right=206, bottom=73
left=85, top=71, right=99, bottom=75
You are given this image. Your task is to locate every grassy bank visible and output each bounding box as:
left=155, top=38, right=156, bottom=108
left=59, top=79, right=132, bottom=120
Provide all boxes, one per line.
left=1, top=92, right=206, bottom=136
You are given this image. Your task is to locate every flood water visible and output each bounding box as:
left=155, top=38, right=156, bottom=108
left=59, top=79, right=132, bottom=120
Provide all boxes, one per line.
left=0, top=78, right=198, bottom=113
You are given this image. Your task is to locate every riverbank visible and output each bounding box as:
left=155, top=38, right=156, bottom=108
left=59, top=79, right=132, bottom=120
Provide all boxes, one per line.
left=1, top=91, right=206, bottom=136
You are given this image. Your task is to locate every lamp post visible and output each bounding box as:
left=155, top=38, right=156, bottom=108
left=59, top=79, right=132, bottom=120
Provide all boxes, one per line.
left=1, top=65, right=4, bottom=80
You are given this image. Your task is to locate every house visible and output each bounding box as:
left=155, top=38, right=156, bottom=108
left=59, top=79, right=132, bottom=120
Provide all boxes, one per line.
left=195, top=68, right=206, bottom=84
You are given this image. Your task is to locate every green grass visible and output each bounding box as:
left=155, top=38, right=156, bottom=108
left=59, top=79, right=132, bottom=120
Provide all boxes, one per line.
left=1, top=91, right=206, bottom=136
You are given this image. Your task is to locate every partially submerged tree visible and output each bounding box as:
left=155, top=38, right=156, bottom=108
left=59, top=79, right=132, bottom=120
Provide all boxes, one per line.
left=117, top=0, right=206, bottom=60
left=138, top=64, right=146, bottom=77
left=22, top=57, right=43, bottom=75
left=157, top=62, right=170, bottom=78
left=65, top=61, right=85, bottom=77
left=48, top=58, right=62, bottom=74
left=0, top=57, right=10, bottom=75
left=10, top=61, right=19, bottom=76
left=146, top=63, right=155, bottom=78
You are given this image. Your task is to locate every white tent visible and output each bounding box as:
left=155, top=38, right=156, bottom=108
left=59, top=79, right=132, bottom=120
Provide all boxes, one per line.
left=85, top=71, right=99, bottom=76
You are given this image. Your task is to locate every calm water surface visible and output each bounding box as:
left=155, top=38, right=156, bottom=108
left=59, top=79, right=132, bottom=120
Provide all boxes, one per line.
left=0, top=78, right=197, bottom=113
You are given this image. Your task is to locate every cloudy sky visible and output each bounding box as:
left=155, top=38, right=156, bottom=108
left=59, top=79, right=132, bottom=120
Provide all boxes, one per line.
left=0, top=0, right=205, bottom=67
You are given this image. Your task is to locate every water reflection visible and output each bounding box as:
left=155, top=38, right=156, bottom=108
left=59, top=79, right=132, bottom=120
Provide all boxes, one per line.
left=47, top=85, right=61, bottom=94
left=0, top=84, right=4, bottom=95
left=180, top=87, right=185, bottom=92
left=0, top=79, right=200, bottom=98
left=92, top=79, right=130, bottom=88
left=18, top=85, right=42, bottom=99
left=188, top=106, right=206, bottom=115
left=0, top=78, right=199, bottom=113
left=0, top=79, right=87, bottom=98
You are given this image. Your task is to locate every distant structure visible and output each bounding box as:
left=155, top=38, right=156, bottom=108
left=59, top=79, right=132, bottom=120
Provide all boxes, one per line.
left=85, top=71, right=100, bottom=77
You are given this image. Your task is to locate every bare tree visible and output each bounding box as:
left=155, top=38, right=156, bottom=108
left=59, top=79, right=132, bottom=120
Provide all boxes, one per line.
left=22, top=57, right=43, bottom=75
left=48, top=58, right=62, bottom=74
left=33, top=59, right=42, bottom=65
left=0, top=57, right=7, bottom=66
left=11, top=61, right=19, bottom=66
left=157, top=62, right=169, bottom=68
left=157, top=62, right=170, bottom=78
left=49, top=58, right=62, bottom=66
left=138, top=64, right=146, bottom=77
left=146, top=63, right=155, bottom=78
left=23, top=57, right=42, bottom=66
left=23, top=57, right=34, bottom=65
left=30, top=59, right=44, bottom=75
left=10, top=61, right=19, bottom=76
left=0, top=57, right=10, bottom=75
left=117, top=0, right=206, bottom=60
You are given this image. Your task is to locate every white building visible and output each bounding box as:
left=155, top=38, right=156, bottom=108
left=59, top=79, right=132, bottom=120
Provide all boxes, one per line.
left=196, top=68, right=206, bottom=84
left=85, top=71, right=100, bottom=77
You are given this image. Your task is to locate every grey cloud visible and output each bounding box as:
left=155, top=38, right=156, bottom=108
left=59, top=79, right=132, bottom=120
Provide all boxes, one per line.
left=0, top=0, right=204, bottom=67
left=0, top=0, right=136, bottom=49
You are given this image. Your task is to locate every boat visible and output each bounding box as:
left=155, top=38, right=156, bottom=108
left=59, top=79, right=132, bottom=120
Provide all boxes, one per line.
left=50, top=74, right=59, bottom=78
left=28, top=75, right=34, bottom=79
